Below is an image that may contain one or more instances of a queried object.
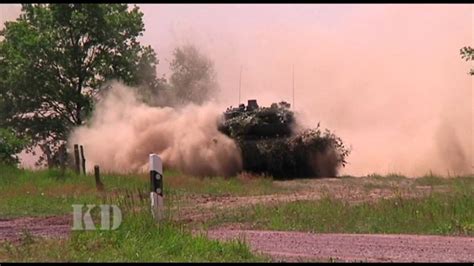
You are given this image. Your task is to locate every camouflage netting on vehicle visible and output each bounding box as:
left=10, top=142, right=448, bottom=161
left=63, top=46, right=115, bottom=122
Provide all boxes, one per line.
left=218, top=101, right=294, bottom=140
left=218, top=100, right=350, bottom=179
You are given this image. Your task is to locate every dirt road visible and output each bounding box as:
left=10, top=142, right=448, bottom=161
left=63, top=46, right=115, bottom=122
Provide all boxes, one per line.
left=0, top=216, right=70, bottom=243
left=0, top=177, right=471, bottom=262
left=205, top=229, right=474, bottom=262
left=1, top=215, right=473, bottom=262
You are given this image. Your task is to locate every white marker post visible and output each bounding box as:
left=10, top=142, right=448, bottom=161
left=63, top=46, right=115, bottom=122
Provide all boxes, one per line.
left=149, top=154, right=164, bottom=222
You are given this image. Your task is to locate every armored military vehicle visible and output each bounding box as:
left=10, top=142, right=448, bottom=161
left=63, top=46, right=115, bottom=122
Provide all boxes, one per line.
left=218, top=99, right=350, bottom=179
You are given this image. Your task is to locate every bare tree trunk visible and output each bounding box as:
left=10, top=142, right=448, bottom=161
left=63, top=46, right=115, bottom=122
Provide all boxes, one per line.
left=39, top=144, right=55, bottom=169
left=59, top=144, right=67, bottom=178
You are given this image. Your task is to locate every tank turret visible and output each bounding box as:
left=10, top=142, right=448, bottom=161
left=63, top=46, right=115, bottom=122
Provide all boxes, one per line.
left=218, top=99, right=294, bottom=140
left=218, top=99, right=350, bottom=179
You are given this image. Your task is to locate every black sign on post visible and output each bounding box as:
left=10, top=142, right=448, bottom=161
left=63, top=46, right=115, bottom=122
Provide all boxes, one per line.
left=149, top=154, right=163, bottom=222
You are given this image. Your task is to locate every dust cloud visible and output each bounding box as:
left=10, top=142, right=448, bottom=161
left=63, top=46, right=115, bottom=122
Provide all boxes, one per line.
left=69, top=82, right=242, bottom=177
left=10, top=4, right=473, bottom=176
left=139, top=4, right=473, bottom=176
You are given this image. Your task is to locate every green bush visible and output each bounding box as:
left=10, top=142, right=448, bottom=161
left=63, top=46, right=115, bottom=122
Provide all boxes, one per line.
left=0, top=128, right=27, bottom=165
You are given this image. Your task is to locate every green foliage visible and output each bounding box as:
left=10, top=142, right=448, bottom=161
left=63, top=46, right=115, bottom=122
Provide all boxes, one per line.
left=169, top=45, right=218, bottom=106
left=0, top=128, right=27, bottom=165
left=0, top=4, right=162, bottom=166
left=219, top=102, right=294, bottom=140
left=237, top=127, right=350, bottom=179
left=460, top=46, right=474, bottom=75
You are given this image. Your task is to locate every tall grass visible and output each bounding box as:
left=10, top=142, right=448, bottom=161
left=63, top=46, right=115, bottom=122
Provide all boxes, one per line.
left=0, top=164, right=266, bottom=262
left=208, top=177, right=474, bottom=236
left=0, top=205, right=264, bottom=262
left=0, top=164, right=283, bottom=218
left=167, top=173, right=282, bottom=196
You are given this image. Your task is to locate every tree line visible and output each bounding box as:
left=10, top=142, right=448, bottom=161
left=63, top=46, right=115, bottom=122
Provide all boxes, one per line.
left=0, top=4, right=218, bottom=167
left=0, top=4, right=472, bottom=167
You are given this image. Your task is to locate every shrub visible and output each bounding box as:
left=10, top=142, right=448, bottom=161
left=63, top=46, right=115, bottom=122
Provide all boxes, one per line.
left=0, top=128, right=27, bottom=165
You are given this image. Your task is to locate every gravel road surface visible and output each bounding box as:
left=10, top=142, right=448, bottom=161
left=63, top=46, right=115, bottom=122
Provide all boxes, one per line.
left=205, top=229, right=474, bottom=262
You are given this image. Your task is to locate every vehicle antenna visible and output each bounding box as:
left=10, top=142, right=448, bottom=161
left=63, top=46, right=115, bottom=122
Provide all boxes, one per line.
left=239, top=65, right=242, bottom=105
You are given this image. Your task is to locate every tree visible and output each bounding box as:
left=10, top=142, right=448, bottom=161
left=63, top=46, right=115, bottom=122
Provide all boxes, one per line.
left=169, top=44, right=218, bottom=106
left=460, top=46, right=474, bottom=75
left=0, top=128, right=26, bottom=165
left=0, top=4, right=162, bottom=167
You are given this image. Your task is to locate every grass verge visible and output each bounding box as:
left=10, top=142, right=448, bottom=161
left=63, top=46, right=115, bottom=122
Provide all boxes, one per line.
left=0, top=204, right=266, bottom=262
left=207, top=176, right=473, bottom=236
left=0, top=165, right=285, bottom=218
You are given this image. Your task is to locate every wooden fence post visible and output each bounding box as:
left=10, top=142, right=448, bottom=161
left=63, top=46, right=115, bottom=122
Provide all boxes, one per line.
left=58, top=144, right=67, bottom=178
left=80, top=145, right=86, bottom=175
left=73, top=144, right=80, bottom=175
left=94, top=165, right=104, bottom=192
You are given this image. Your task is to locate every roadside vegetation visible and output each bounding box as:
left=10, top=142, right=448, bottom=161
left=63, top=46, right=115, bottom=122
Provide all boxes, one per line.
left=1, top=164, right=472, bottom=261
left=206, top=175, right=473, bottom=236
left=0, top=164, right=284, bottom=218
left=0, top=203, right=265, bottom=262
left=0, top=164, right=269, bottom=262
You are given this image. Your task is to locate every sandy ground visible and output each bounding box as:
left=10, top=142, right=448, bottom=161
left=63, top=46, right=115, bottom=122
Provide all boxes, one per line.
left=204, top=229, right=474, bottom=262
left=1, top=215, right=472, bottom=262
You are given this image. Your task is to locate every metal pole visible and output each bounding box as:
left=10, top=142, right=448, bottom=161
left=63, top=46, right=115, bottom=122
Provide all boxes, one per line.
left=149, top=154, right=163, bottom=222
left=292, top=64, right=295, bottom=110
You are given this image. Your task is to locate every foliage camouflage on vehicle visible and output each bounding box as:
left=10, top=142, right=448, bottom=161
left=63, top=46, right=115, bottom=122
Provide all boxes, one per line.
left=218, top=100, right=350, bottom=179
